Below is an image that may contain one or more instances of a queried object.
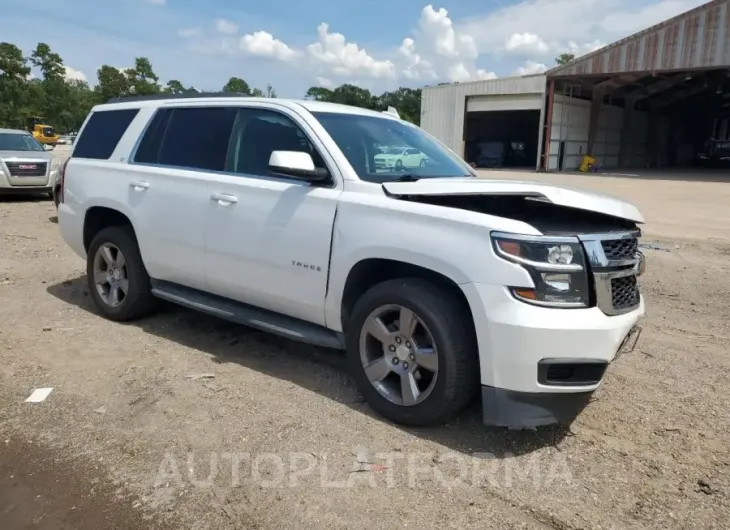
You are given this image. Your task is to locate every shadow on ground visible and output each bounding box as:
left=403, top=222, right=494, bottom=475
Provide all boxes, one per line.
left=0, top=195, right=52, bottom=204
left=47, top=276, right=573, bottom=457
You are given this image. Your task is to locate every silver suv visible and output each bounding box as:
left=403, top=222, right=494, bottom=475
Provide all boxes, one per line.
left=0, top=128, right=59, bottom=199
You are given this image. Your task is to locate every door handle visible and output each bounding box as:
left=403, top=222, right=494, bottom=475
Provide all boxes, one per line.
left=130, top=180, right=149, bottom=190
left=211, top=193, right=238, bottom=205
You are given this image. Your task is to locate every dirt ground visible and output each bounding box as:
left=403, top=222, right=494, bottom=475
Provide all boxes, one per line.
left=1, top=168, right=729, bottom=529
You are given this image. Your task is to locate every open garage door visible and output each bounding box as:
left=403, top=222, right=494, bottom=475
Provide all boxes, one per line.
left=464, top=109, right=541, bottom=169
left=546, top=69, right=730, bottom=181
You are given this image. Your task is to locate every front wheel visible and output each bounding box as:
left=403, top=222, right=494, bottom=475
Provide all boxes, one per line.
left=346, top=278, right=479, bottom=426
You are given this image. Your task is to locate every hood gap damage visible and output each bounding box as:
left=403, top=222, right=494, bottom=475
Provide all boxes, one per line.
left=390, top=192, right=640, bottom=235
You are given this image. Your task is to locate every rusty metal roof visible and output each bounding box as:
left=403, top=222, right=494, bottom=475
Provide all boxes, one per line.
left=547, top=0, right=730, bottom=77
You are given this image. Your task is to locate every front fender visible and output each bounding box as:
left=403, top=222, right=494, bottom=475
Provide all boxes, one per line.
left=323, top=196, right=536, bottom=331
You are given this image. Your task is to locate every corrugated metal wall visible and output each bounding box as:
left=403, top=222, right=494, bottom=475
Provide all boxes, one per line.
left=549, top=0, right=730, bottom=76
left=420, top=76, right=547, bottom=155
left=548, top=95, right=649, bottom=170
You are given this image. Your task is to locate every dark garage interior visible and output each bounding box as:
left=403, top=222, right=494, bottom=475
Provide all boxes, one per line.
left=551, top=68, right=730, bottom=173
left=464, top=110, right=540, bottom=169
left=543, top=0, right=730, bottom=180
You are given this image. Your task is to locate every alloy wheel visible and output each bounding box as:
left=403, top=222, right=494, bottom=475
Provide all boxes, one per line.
left=358, top=304, right=439, bottom=406
left=92, top=243, right=129, bottom=308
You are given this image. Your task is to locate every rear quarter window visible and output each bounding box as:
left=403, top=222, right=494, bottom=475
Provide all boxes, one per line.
left=133, top=106, right=237, bottom=172
left=72, top=108, right=140, bottom=160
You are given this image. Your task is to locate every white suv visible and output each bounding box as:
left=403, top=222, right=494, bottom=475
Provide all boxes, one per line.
left=57, top=95, right=645, bottom=429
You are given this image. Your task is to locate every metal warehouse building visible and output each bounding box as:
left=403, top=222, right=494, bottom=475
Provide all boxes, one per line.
left=421, top=0, right=730, bottom=173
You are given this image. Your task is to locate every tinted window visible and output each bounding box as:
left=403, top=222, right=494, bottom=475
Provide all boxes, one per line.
left=156, top=107, right=237, bottom=171
left=226, top=109, right=327, bottom=178
left=73, top=109, right=140, bottom=160
left=133, top=109, right=171, bottom=164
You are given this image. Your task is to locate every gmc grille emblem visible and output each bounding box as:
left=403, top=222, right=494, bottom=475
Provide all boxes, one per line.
left=18, top=164, right=37, bottom=170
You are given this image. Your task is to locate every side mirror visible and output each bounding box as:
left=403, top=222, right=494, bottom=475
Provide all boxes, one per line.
left=44, top=144, right=55, bottom=151
left=268, top=151, right=328, bottom=181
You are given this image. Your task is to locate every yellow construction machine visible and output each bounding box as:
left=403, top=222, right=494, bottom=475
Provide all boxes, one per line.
left=27, top=116, right=60, bottom=146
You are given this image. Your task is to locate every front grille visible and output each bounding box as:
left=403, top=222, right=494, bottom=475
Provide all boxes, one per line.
left=5, top=161, right=47, bottom=177
left=611, top=275, right=640, bottom=310
left=581, top=232, right=643, bottom=316
left=601, top=237, right=638, bottom=261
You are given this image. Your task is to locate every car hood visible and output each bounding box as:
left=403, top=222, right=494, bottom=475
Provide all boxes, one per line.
left=0, top=150, right=52, bottom=161
left=382, top=177, right=644, bottom=223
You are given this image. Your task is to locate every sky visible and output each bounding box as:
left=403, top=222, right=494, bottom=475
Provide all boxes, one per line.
left=2, top=0, right=710, bottom=97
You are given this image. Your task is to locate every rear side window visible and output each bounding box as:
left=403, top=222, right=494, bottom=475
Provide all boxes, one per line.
left=133, top=109, right=172, bottom=164
left=73, top=108, right=139, bottom=160
left=134, top=107, right=237, bottom=172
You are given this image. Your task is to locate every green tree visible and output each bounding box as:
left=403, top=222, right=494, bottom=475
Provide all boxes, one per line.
left=125, top=57, right=160, bottom=95
left=29, top=43, right=70, bottom=131
left=0, top=42, right=33, bottom=128
left=64, top=79, right=96, bottom=132
left=165, top=79, right=197, bottom=94
left=304, top=83, right=422, bottom=125
left=95, top=65, right=131, bottom=102
left=222, top=77, right=251, bottom=94
left=305, top=86, right=334, bottom=101
left=30, top=43, right=65, bottom=81
left=555, top=53, right=575, bottom=65
left=377, top=87, right=422, bottom=124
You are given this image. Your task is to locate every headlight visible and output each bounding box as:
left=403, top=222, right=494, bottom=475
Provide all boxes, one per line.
left=491, top=232, right=590, bottom=308
left=51, top=158, right=60, bottom=171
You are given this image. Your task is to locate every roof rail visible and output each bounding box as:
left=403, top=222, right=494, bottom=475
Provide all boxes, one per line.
left=106, top=92, right=250, bottom=103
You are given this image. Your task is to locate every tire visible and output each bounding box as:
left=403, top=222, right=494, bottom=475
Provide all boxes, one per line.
left=51, top=190, right=59, bottom=208
left=86, top=225, right=157, bottom=321
left=419, top=159, right=426, bottom=167
left=395, top=159, right=404, bottom=170
left=345, top=278, right=479, bottom=426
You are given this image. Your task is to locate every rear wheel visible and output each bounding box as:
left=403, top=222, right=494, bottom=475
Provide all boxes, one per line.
left=86, top=226, right=157, bottom=321
left=346, top=278, right=479, bottom=426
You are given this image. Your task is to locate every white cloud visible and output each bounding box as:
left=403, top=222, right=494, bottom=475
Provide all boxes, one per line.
left=315, top=76, right=335, bottom=89
left=460, top=0, right=706, bottom=62
left=176, top=0, right=707, bottom=89
left=504, top=33, right=550, bottom=56
left=177, top=27, right=201, bottom=38
left=514, top=60, right=548, bottom=75
left=215, top=18, right=238, bottom=35
left=226, top=6, right=490, bottom=83
left=63, top=66, right=87, bottom=82
left=397, top=6, right=495, bottom=82
left=306, top=23, right=395, bottom=79
left=567, top=39, right=606, bottom=56
left=240, top=31, right=299, bottom=62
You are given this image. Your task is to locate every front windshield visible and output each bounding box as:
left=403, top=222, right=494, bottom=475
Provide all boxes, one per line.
left=312, top=112, right=473, bottom=183
left=0, top=133, right=44, bottom=152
